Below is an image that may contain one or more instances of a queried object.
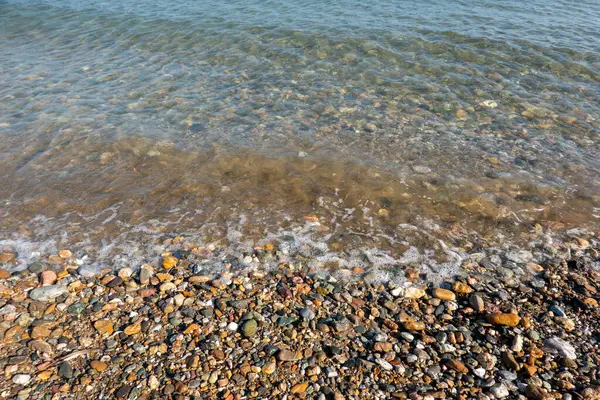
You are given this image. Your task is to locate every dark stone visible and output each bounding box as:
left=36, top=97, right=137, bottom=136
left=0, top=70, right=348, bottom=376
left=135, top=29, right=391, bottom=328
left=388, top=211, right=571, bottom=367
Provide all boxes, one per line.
left=58, top=361, right=73, bottom=379
left=116, top=385, right=132, bottom=398
left=107, top=276, right=123, bottom=288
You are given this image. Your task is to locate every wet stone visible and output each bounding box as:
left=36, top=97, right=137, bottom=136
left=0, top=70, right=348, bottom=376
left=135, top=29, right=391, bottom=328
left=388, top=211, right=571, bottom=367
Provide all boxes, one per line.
left=29, top=285, right=67, bottom=301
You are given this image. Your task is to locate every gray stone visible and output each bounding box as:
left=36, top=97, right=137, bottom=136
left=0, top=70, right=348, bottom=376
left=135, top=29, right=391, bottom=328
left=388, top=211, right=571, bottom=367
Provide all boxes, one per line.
left=543, top=337, right=576, bottom=360
left=58, top=361, right=73, bottom=379
left=28, top=262, right=48, bottom=273
left=375, top=358, right=393, bottom=371
left=426, top=365, right=442, bottom=380
left=490, top=383, right=509, bottom=398
left=299, top=307, right=315, bottom=320
left=399, top=332, right=414, bottom=342
left=469, top=294, right=485, bottom=312
left=29, top=285, right=67, bottom=301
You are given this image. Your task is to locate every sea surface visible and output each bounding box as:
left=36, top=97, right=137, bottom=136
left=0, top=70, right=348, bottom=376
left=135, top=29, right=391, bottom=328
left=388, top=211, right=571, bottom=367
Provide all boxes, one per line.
left=1, top=0, right=599, bottom=274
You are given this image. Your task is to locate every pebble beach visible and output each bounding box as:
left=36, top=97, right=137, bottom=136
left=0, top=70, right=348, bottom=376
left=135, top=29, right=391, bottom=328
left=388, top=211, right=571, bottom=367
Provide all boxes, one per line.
left=2, top=0, right=600, bottom=398
left=1, top=230, right=599, bottom=399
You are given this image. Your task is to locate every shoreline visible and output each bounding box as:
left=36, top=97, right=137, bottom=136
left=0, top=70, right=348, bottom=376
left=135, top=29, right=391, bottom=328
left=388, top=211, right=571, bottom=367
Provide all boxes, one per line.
left=0, top=233, right=599, bottom=399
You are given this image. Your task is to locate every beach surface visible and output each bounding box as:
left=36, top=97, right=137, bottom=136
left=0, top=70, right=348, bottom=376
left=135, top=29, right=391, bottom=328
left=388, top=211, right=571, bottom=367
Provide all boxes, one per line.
left=1, top=232, right=600, bottom=398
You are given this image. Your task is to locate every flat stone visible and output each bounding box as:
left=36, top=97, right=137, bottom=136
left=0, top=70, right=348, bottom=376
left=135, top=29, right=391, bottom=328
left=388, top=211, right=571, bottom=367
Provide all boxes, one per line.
left=12, top=374, right=31, bottom=385
left=160, top=282, right=176, bottom=292
left=452, top=281, right=473, bottom=294
left=543, top=337, right=576, bottom=360
left=116, top=385, right=132, bottom=398
left=262, top=362, right=276, bottom=375
left=432, top=288, right=456, bottom=301
left=403, top=321, right=425, bottom=331
left=486, top=313, right=520, bottom=327
left=162, top=256, right=178, bottom=269
left=373, top=342, right=393, bottom=352
left=502, top=352, right=520, bottom=371
left=0, top=304, right=17, bottom=315
left=299, top=307, right=315, bottom=320
left=227, top=322, right=239, bottom=331
left=549, top=305, right=566, bottom=317
left=277, top=349, right=298, bottom=362
left=138, top=265, right=154, bottom=284
left=375, top=358, right=393, bottom=371
left=124, top=322, right=141, bottom=335
left=117, top=268, right=133, bottom=280
left=91, top=360, right=108, bottom=372
left=58, top=361, right=73, bottom=379
left=94, top=320, right=114, bottom=335
left=106, top=276, right=123, bottom=288
left=291, top=382, right=308, bottom=394
left=188, top=275, right=211, bottom=284
left=28, top=339, right=53, bottom=355
left=31, top=323, right=54, bottom=339
left=29, top=285, right=67, bottom=301
left=0, top=253, right=17, bottom=264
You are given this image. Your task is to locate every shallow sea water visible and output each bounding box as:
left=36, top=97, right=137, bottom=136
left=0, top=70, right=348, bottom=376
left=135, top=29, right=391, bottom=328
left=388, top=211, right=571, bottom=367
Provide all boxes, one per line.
left=1, top=0, right=599, bottom=275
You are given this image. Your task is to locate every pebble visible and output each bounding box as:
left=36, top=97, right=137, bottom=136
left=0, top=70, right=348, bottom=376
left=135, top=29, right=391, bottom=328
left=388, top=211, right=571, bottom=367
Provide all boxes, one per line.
left=403, top=321, right=425, bottom=331
left=445, top=359, right=468, bottom=374
left=487, top=313, right=520, bottom=327
left=29, top=285, right=67, bottom=301
left=549, top=305, right=566, bottom=317
left=432, top=288, right=456, bottom=301
left=241, top=319, right=257, bottom=337
left=58, top=361, right=74, bottom=379
left=299, top=307, right=315, bottom=320
left=543, top=337, right=577, bottom=360
left=277, top=349, right=298, bottom=362
left=94, top=320, right=114, bottom=335
left=489, top=383, right=509, bottom=398
left=469, top=294, right=485, bottom=312
left=91, top=361, right=108, bottom=372
left=12, top=374, right=31, bottom=385
left=40, top=270, right=57, bottom=286
left=403, top=287, right=426, bottom=299
left=227, top=322, right=239, bottom=331
left=291, top=382, right=309, bottom=394
left=117, top=268, right=133, bottom=280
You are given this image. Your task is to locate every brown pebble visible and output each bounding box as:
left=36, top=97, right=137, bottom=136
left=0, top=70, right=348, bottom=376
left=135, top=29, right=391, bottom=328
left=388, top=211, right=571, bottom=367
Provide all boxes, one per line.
left=91, top=361, right=108, bottom=372
left=290, top=382, right=308, bottom=394
left=445, top=359, right=468, bottom=374
left=432, top=288, right=456, bottom=301
left=124, top=322, right=141, bottom=335
left=94, top=320, right=114, bottom=335
left=452, top=282, right=473, bottom=294
left=403, top=321, right=425, bottom=331
left=277, top=350, right=298, bottom=362
left=486, top=313, right=520, bottom=327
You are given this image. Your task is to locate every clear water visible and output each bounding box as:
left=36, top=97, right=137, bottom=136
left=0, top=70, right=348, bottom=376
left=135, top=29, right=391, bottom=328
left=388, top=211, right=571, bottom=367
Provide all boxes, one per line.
left=1, top=0, right=599, bottom=271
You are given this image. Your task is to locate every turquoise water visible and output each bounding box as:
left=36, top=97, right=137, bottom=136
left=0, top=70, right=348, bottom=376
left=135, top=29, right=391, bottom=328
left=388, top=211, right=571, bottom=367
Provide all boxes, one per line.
left=1, top=0, right=600, bottom=264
